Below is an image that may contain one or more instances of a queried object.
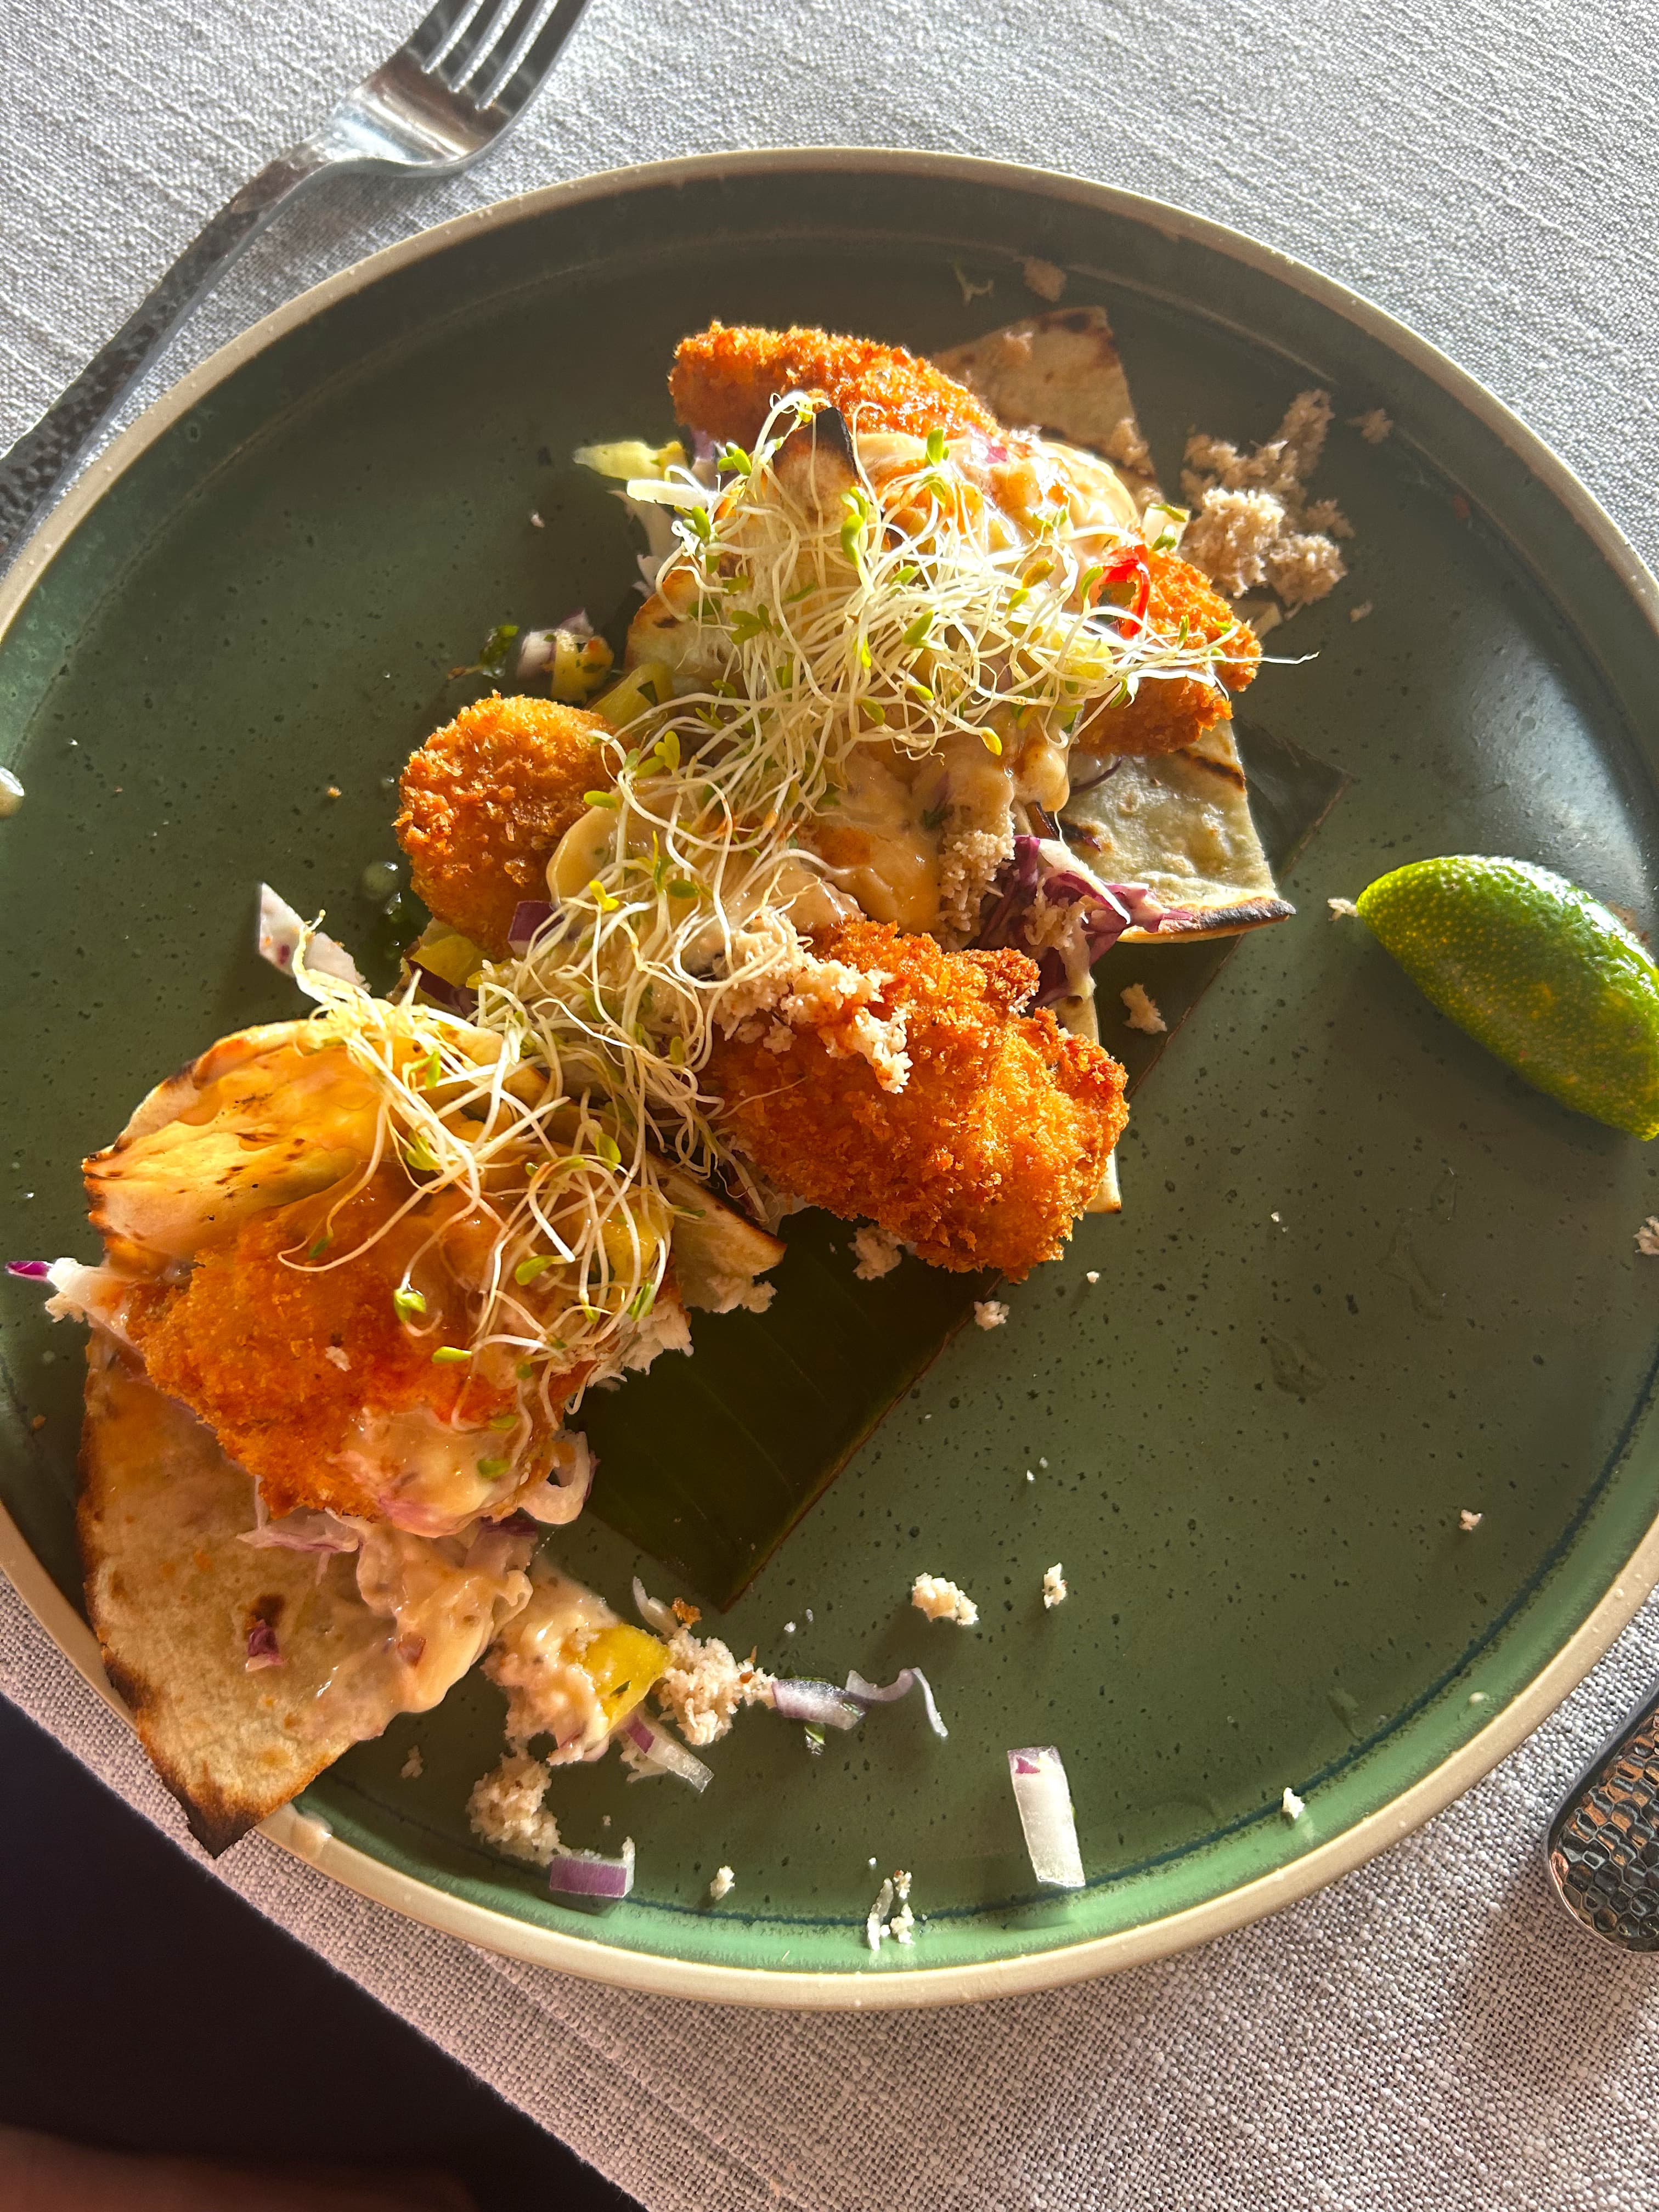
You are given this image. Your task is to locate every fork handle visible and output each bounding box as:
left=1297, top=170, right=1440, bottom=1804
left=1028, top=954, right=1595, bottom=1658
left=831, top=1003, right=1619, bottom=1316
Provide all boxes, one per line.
left=0, top=140, right=332, bottom=571
left=1546, top=1676, right=1659, bottom=1948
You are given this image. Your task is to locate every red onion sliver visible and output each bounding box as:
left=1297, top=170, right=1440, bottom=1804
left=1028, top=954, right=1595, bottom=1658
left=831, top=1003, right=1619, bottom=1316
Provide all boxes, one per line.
left=411, top=966, right=478, bottom=1018
left=844, top=1667, right=949, bottom=1740
left=621, top=1712, right=712, bottom=1793
left=6, top=1261, right=51, bottom=1279
left=245, top=1619, right=283, bottom=1672
left=548, top=1837, right=635, bottom=1900
left=772, top=1678, right=863, bottom=1731
left=256, top=883, right=364, bottom=988
left=1007, top=1746, right=1086, bottom=1889
left=507, top=898, right=558, bottom=954
left=631, top=1577, right=678, bottom=1637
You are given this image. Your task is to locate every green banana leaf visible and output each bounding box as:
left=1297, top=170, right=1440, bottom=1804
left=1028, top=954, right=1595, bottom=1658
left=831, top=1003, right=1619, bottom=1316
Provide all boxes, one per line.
left=582, top=720, right=1347, bottom=1607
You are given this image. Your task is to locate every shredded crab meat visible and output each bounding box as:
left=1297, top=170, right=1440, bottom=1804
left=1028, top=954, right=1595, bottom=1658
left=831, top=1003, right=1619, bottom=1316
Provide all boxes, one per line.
left=654, top=1622, right=776, bottom=1748
left=1181, top=391, right=1350, bottom=611
left=853, top=1225, right=904, bottom=1279
left=467, top=1752, right=562, bottom=1865
left=936, top=823, right=1015, bottom=950
left=714, top=913, right=911, bottom=1093
left=911, top=1573, right=979, bottom=1626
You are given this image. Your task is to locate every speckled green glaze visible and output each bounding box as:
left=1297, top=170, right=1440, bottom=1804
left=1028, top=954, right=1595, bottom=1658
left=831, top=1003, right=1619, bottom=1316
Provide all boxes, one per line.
left=5, top=158, right=1659, bottom=1988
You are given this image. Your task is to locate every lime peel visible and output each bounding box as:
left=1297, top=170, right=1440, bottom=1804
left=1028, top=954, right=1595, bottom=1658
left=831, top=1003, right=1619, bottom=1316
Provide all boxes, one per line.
left=1356, top=855, right=1659, bottom=1139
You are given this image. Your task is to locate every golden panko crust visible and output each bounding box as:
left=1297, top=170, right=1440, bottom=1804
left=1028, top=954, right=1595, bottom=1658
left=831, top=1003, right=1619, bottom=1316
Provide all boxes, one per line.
left=397, top=693, right=612, bottom=957
left=125, top=1173, right=522, bottom=1521
left=1079, top=549, right=1261, bottom=757
left=707, top=920, right=1127, bottom=1280
left=670, top=323, right=1004, bottom=449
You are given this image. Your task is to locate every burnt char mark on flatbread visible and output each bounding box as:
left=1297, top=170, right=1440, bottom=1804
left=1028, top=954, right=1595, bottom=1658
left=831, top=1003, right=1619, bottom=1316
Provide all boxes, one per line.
left=1181, top=745, right=1249, bottom=794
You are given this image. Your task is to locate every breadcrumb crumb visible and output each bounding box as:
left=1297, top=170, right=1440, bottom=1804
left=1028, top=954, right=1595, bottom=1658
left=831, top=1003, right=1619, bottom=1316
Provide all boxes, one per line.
left=1085, top=1269, right=1100, bottom=1284
left=973, top=1298, right=1009, bottom=1330
left=716, top=914, right=913, bottom=1094
left=1281, top=1785, right=1305, bottom=1822
left=912, top=1573, right=979, bottom=1626
left=1635, top=1216, right=1659, bottom=1256
left=400, top=1745, right=424, bottom=1780
left=467, top=1752, right=561, bottom=1865
left=1328, top=896, right=1359, bottom=918
left=866, top=1867, right=916, bottom=1950
left=1349, top=601, right=1374, bottom=623
left=853, top=1225, right=904, bottom=1280
left=1042, top=1563, right=1068, bottom=1609
left=1121, top=983, right=1166, bottom=1035
left=1459, top=1509, right=1483, bottom=1531
left=1350, top=408, right=1392, bottom=443
left=1022, top=257, right=1067, bottom=302
left=709, top=1864, right=736, bottom=1901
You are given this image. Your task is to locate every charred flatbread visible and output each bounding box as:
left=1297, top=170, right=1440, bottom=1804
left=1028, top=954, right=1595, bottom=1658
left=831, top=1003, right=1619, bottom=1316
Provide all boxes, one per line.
left=941, top=305, right=1293, bottom=943
left=78, top=1336, right=534, bottom=1853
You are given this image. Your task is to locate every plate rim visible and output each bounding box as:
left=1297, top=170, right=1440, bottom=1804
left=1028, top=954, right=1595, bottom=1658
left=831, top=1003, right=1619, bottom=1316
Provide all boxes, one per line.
left=4, top=144, right=1658, bottom=2010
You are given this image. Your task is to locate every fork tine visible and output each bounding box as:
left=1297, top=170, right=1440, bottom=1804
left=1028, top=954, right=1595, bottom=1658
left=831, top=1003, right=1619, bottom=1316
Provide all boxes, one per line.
left=400, top=0, right=481, bottom=70
left=489, top=0, right=591, bottom=116
left=429, top=0, right=519, bottom=87
left=467, top=0, right=546, bottom=106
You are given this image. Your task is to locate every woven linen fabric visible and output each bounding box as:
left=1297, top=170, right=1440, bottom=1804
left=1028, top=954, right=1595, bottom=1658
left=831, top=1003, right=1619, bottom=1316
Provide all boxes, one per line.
left=4, top=0, right=1659, bottom=2205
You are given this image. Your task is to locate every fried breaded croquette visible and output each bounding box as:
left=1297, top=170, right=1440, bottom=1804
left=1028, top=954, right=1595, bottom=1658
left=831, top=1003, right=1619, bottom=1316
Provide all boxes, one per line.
left=670, top=323, right=1003, bottom=449
left=672, top=326, right=1259, bottom=759
left=126, top=1171, right=563, bottom=1526
left=708, top=920, right=1127, bottom=1280
left=1076, top=549, right=1261, bottom=757
left=397, top=695, right=612, bottom=957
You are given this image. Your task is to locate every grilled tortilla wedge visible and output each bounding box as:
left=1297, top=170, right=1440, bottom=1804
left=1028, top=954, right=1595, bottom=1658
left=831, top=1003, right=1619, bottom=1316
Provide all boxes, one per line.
left=940, top=306, right=1294, bottom=945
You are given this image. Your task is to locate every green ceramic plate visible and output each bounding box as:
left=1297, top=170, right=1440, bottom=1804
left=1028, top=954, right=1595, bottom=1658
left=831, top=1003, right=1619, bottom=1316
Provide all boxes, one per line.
left=5, top=152, right=1659, bottom=2008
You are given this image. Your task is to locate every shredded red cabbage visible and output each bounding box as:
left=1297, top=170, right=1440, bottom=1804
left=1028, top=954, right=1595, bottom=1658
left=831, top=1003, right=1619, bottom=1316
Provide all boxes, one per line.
left=548, top=1838, right=635, bottom=1900
left=973, top=836, right=1174, bottom=1006
left=238, top=1508, right=359, bottom=1557
left=507, top=899, right=557, bottom=955
left=6, top=1261, right=50, bottom=1279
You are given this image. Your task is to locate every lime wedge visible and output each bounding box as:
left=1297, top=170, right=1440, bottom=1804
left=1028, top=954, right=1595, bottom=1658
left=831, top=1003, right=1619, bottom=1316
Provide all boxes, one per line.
left=1356, top=856, right=1659, bottom=1138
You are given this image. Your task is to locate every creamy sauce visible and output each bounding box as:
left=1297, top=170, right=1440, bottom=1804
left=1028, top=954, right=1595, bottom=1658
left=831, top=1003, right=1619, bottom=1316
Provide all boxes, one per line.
left=308, top=1519, right=534, bottom=1746
left=484, top=1562, right=618, bottom=1760
left=807, top=749, right=945, bottom=933
left=335, top=1402, right=531, bottom=1536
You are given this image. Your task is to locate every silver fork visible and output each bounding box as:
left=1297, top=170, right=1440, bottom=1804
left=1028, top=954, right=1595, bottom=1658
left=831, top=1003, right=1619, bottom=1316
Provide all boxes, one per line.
left=0, top=0, right=591, bottom=570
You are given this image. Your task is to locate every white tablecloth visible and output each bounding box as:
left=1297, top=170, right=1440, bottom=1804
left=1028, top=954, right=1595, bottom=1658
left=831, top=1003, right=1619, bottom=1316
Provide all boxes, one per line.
left=5, top=2, right=1659, bottom=2204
